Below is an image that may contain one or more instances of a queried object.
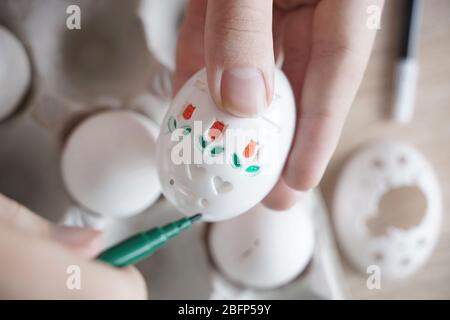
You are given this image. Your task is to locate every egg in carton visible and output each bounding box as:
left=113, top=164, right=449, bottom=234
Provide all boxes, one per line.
left=209, top=201, right=315, bottom=291
left=0, top=26, right=32, bottom=122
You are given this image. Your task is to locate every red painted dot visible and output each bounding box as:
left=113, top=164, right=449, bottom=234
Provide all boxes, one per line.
left=208, top=120, right=225, bottom=141
left=182, top=104, right=196, bottom=120
left=243, top=140, right=257, bottom=158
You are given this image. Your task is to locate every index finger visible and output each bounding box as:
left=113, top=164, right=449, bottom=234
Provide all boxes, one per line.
left=173, top=0, right=207, bottom=95
left=0, top=222, right=146, bottom=299
left=283, top=0, right=384, bottom=190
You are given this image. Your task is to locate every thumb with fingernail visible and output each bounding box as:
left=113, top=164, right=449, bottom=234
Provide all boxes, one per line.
left=204, top=0, right=274, bottom=118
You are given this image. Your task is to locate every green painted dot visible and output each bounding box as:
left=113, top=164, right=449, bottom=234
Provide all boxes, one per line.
left=198, top=135, right=208, bottom=149
left=166, top=117, right=177, bottom=132
left=209, top=146, right=225, bottom=157
left=231, top=153, right=241, bottom=169
left=245, top=165, right=260, bottom=176
left=181, top=126, right=192, bottom=135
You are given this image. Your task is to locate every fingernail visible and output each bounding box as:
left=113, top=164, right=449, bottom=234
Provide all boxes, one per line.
left=51, top=225, right=100, bottom=246
left=51, top=225, right=103, bottom=257
left=220, top=67, right=268, bottom=117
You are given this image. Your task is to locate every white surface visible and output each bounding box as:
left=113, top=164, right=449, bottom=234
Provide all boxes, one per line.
left=392, top=58, right=419, bottom=123
left=0, top=26, right=31, bottom=121
left=61, top=110, right=161, bottom=218
left=156, top=68, right=296, bottom=221
left=334, top=142, right=442, bottom=280
left=209, top=201, right=315, bottom=290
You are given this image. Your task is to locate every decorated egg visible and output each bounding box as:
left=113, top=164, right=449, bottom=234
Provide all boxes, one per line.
left=61, top=110, right=161, bottom=218
left=156, top=68, right=296, bottom=221
left=0, top=26, right=31, bottom=121
left=209, top=201, right=315, bottom=289
left=334, top=142, right=442, bottom=280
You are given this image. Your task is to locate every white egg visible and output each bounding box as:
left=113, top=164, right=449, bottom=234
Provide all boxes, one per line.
left=209, top=202, right=315, bottom=290
left=0, top=26, right=31, bottom=121
left=156, top=68, right=296, bottom=221
left=61, top=110, right=161, bottom=218
left=334, top=142, right=442, bottom=279
left=139, top=0, right=185, bottom=71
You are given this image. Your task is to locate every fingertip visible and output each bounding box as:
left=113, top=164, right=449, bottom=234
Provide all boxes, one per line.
left=283, top=116, right=340, bottom=192
left=51, top=226, right=102, bottom=247
left=72, top=232, right=103, bottom=258
left=262, top=192, right=297, bottom=211
left=92, top=265, right=148, bottom=300
left=262, top=178, right=300, bottom=211
left=120, top=266, right=148, bottom=300
left=284, top=160, right=322, bottom=192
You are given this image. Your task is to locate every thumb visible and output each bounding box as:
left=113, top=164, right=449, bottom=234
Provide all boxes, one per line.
left=0, top=194, right=102, bottom=258
left=51, top=225, right=103, bottom=258
left=205, top=0, right=274, bottom=117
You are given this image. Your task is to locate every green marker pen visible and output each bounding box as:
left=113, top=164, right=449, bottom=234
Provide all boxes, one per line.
left=96, top=214, right=202, bottom=267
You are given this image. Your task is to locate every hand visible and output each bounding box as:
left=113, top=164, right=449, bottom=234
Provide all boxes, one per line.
left=0, top=194, right=146, bottom=299
left=174, top=0, right=383, bottom=209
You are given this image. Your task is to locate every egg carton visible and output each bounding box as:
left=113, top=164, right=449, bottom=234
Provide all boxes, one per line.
left=0, top=0, right=348, bottom=299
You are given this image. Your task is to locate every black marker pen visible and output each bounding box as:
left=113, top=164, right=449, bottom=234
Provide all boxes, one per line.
left=392, top=0, right=423, bottom=123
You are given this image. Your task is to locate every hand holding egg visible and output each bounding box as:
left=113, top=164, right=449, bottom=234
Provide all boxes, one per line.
left=61, top=110, right=161, bottom=219
left=209, top=202, right=315, bottom=290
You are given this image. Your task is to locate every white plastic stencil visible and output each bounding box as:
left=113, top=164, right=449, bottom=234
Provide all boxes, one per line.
left=209, top=201, right=315, bottom=290
left=156, top=68, right=296, bottom=222
left=0, top=25, right=31, bottom=121
left=334, top=142, right=442, bottom=280
left=61, top=110, right=161, bottom=218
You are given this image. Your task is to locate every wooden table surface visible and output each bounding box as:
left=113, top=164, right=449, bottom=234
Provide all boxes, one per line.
left=320, top=0, right=450, bottom=299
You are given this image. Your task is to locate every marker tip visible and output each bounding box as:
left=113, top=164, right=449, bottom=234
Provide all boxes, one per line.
left=189, top=213, right=202, bottom=223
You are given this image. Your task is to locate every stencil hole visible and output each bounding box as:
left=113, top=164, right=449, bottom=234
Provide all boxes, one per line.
left=199, top=198, right=208, bottom=208
left=400, top=257, right=410, bottom=266
left=398, top=155, right=407, bottom=166
left=373, top=252, right=384, bottom=261
left=212, top=176, right=233, bottom=194
left=366, top=186, right=426, bottom=236
left=417, top=238, right=426, bottom=247
left=372, top=158, right=384, bottom=169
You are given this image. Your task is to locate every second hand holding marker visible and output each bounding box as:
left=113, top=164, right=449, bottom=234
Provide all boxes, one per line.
left=96, top=214, right=202, bottom=267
